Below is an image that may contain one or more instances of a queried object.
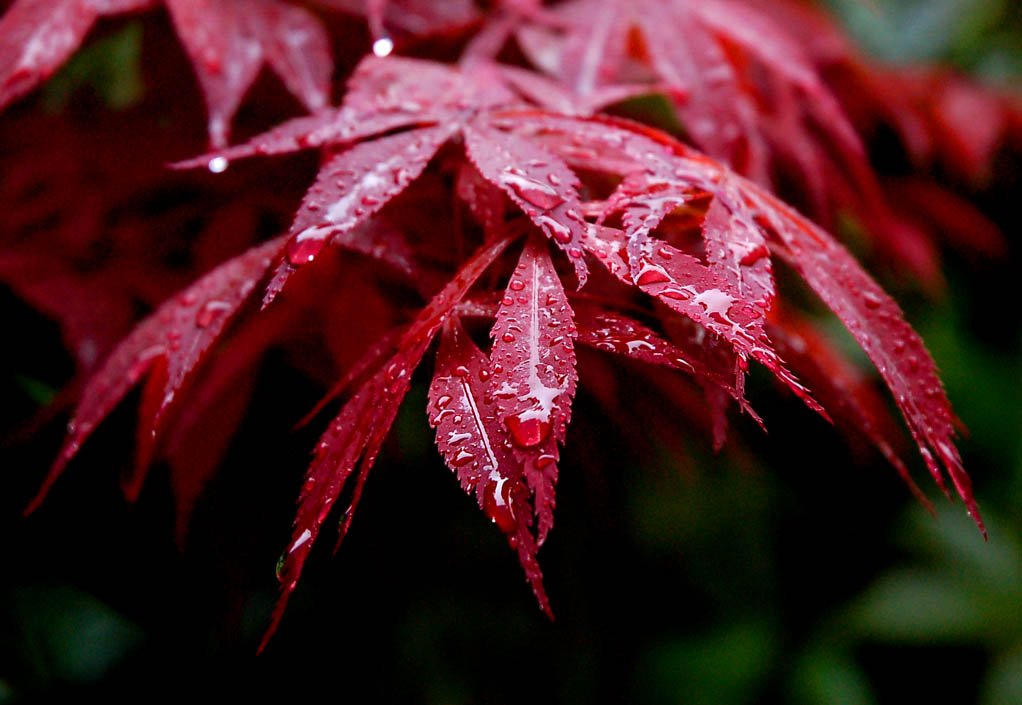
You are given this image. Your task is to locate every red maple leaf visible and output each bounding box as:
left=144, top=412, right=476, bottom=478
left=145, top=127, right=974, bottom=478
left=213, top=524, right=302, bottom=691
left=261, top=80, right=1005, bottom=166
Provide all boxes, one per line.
left=2, top=0, right=1001, bottom=648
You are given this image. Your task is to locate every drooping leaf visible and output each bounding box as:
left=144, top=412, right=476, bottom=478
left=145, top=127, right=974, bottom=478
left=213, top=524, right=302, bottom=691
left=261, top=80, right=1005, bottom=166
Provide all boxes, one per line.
left=26, top=236, right=285, bottom=514
left=265, top=233, right=514, bottom=648
left=765, top=306, right=933, bottom=512
left=487, top=234, right=577, bottom=544
left=753, top=189, right=984, bottom=533
left=428, top=316, right=550, bottom=615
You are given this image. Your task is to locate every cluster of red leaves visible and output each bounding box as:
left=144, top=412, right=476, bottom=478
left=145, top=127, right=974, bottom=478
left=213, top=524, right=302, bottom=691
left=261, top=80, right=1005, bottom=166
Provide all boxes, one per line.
left=3, top=0, right=1014, bottom=645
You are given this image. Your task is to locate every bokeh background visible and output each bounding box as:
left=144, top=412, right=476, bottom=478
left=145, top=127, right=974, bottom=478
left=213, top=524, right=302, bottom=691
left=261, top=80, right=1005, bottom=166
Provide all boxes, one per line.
left=1, top=0, right=1020, bottom=702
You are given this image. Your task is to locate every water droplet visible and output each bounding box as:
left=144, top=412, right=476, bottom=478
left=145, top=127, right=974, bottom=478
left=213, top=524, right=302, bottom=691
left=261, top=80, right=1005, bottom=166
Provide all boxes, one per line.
left=435, top=394, right=452, bottom=409
left=287, top=235, right=327, bottom=265
left=506, top=415, right=552, bottom=448
left=535, top=454, right=555, bottom=468
left=500, top=169, right=565, bottom=209
left=547, top=173, right=562, bottom=186
left=451, top=449, right=474, bottom=466
left=862, top=291, right=882, bottom=309
left=479, top=369, right=490, bottom=382
left=636, top=266, right=670, bottom=286
left=361, top=195, right=380, bottom=207
left=510, top=280, right=525, bottom=291
left=502, top=332, right=515, bottom=343
left=453, top=365, right=470, bottom=377
left=483, top=477, right=517, bottom=534
left=372, top=36, right=394, bottom=57
left=739, top=244, right=769, bottom=266
left=195, top=300, right=230, bottom=327
left=502, top=295, right=514, bottom=306
left=207, top=156, right=228, bottom=173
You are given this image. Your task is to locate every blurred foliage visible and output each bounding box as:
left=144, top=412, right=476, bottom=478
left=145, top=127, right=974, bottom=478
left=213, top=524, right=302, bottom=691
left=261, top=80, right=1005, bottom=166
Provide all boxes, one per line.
left=41, top=22, right=145, bottom=112
left=826, top=0, right=1022, bottom=88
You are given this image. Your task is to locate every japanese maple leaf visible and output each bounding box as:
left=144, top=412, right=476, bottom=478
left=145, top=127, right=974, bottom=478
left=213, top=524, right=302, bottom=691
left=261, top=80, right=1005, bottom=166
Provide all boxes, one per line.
left=483, top=0, right=946, bottom=284
left=495, top=110, right=982, bottom=529
left=0, top=0, right=332, bottom=146
left=179, top=55, right=594, bottom=291
left=27, top=48, right=984, bottom=647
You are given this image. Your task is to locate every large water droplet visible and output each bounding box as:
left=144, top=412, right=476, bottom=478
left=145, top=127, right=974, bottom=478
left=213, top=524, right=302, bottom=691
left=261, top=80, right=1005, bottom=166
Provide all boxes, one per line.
left=635, top=265, right=670, bottom=286
left=207, top=156, right=228, bottom=173
left=506, top=414, right=552, bottom=448
left=483, top=477, right=517, bottom=534
left=287, top=234, right=327, bottom=266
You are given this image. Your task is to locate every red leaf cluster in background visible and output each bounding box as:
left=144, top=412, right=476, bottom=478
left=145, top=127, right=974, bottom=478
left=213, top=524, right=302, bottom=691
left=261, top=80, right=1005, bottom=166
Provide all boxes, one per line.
left=3, top=0, right=1017, bottom=644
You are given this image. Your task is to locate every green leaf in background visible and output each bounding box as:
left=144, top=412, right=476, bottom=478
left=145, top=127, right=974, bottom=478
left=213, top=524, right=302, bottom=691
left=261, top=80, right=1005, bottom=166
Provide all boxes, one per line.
left=42, top=22, right=145, bottom=112
left=12, top=584, right=144, bottom=685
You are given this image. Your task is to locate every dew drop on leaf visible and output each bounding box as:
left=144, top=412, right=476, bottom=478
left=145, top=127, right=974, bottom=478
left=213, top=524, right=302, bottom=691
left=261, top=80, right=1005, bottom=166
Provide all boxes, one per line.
left=207, top=156, right=228, bottom=173
left=506, top=414, right=552, bottom=449
left=483, top=477, right=517, bottom=534
left=195, top=300, right=231, bottom=328
left=372, top=37, right=394, bottom=57
left=287, top=234, right=327, bottom=266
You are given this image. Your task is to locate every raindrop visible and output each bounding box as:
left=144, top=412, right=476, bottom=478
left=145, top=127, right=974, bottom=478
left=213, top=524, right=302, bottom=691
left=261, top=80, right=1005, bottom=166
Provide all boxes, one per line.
left=500, top=169, right=565, bottom=209
left=862, top=291, right=882, bottom=309
left=287, top=235, right=327, bottom=266
left=635, top=266, right=670, bottom=286
left=535, top=454, right=556, bottom=468
left=483, top=477, right=517, bottom=534
left=451, top=450, right=474, bottom=466
left=207, top=156, right=228, bottom=174
left=502, top=332, right=515, bottom=343
left=195, top=300, right=230, bottom=328
left=372, top=37, right=394, bottom=57
left=739, top=244, right=769, bottom=266
left=510, top=280, right=525, bottom=291
left=506, top=414, right=552, bottom=448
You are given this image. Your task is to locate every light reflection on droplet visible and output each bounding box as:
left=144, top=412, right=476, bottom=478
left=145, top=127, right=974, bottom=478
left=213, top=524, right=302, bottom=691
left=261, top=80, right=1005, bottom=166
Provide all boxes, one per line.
left=208, top=156, right=228, bottom=173
left=372, top=37, right=394, bottom=57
